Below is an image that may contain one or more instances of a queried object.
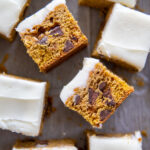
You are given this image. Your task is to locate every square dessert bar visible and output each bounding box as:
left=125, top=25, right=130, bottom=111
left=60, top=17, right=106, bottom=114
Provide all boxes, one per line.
left=0, top=74, right=49, bottom=136
left=87, top=131, right=142, bottom=150
left=60, top=58, right=134, bottom=128
left=92, top=3, right=150, bottom=71
left=16, top=0, right=88, bottom=72
left=0, top=0, right=30, bottom=41
left=12, top=140, right=78, bottom=150
left=79, top=0, right=136, bottom=8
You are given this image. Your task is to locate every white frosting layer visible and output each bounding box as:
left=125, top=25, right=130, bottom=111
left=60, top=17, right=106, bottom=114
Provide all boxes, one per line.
left=0, top=74, right=47, bottom=136
left=13, top=145, right=78, bottom=150
left=16, top=0, right=66, bottom=33
left=0, top=0, right=27, bottom=38
left=109, top=0, right=136, bottom=8
left=60, top=58, right=99, bottom=104
left=96, top=3, right=150, bottom=71
left=89, top=131, right=142, bottom=150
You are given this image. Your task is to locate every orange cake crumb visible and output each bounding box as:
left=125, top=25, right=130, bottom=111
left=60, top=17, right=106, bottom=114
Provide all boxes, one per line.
left=17, top=0, right=88, bottom=72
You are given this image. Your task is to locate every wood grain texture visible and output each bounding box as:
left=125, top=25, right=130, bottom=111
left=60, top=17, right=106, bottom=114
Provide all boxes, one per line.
left=0, top=0, right=150, bottom=149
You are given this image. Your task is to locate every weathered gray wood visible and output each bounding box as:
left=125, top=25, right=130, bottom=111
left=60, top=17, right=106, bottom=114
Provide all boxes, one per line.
left=0, top=0, right=150, bottom=149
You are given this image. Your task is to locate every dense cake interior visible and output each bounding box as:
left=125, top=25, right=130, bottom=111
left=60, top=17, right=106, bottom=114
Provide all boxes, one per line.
left=65, top=59, right=134, bottom=127
left=18, top=3, right=87, bottom=72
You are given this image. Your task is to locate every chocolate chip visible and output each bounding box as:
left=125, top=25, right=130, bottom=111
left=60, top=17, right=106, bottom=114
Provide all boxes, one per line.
left=99, top=82, right=107, bottom=91
left=74, top=95, right=81, bottom=105
left=100, top=110, right=111, bottom=121
left=63, top=40, right=74, bottom=52
left=105, top=100, right=116, bottom=107
left=88, top=88, right=99, bottom=105
left=38, top=36, right=48, bottom=45
left=49, top=25, right=64, bottom=37
left=103, top=88, right=113, bottom=99
left=71, top=36, right=78, bottom=42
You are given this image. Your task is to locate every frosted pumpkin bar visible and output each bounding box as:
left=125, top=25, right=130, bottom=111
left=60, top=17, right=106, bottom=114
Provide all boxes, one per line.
left=0, top=74, right=49, bottom=136
left=92, top=3, right=150, bottom=71
left=0, top=0, right=30, bottom=41
left=12, top=140, right=78, bottom=150
left=16, top=0, right=88, bottom=72
left=87, top=131, right=142, bottom=150
left=79, top=0, right=136, bottom=8
left=60, top=58, right=134, bottom=128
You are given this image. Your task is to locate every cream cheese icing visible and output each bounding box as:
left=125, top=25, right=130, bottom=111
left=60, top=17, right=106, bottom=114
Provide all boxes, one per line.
left=109, top=0, right=136, bottom=8
left=0, top=0, right=28, bottom=38
left=60, top=58, right=99, bottom=104
left=16, top=0, right=66, bottom=33
left=0, top=74, right=47, bottom=136
left=13, top=146, right=78, bottom=150
left=96, top=3, right=150, bottom=71
left=89, top=131, right=142, bottom=150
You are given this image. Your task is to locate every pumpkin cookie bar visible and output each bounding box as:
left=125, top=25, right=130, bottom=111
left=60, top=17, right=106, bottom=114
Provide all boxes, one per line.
left=60, top=58, right=134, bottom=128
left=0, top=74, right=49, bottom=136
left=0, top=0, right=30, bottom=41
left=16, top=0, right=88, bottom=72
left=79, top=0, right=136, bottom=8
left=92, top=4, right=150, bottom=71
left=13, top=140, right=78, bottom=150
left=87, top=131, right=142, bottom=150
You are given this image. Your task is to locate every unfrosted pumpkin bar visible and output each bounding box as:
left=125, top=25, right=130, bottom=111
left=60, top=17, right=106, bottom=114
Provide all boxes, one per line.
left=87, top=131, right=142, bottom=150
left=0, top=0, right=30, bottom=41
left=16, top=0, right=88, bottom=72
left=60, top=58, right=134, bottom=128
left=12, top=140, right=78, bottom=150
left=79, top=0, right=136, bottom=8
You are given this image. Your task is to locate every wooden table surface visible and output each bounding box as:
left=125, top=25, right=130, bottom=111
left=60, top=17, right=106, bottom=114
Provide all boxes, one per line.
left=0, top=0, right=149, bottom=149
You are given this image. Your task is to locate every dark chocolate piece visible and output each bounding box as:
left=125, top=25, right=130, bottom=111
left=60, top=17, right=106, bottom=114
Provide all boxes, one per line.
left=38, top=36, right=48, bottom=45
left=49, top=25, right=64, bottom=37
left=71, top=36, right=78, bottom=42
left=105, top=100, right=116, bottom=107
left=99, top=82, right=107, bottom=91
left=100, top=110, right=111, bottom=121
left=74, top=95, right=81, bottom=105
left=103, top=88, right=113, bottom=99
left=88, top=88, right=99, bottom=105
left=63, top=40, right=74, bottom=52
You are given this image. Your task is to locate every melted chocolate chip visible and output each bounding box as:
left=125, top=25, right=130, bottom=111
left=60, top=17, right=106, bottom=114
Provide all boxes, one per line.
left=63, top=40, right=74, bottom=52
left=88, top=88, right=99, bottom=105
left=71, top=36, right=78, bottom=42
left=103, top=88, right=113, bottom=99
left=105, top=100, right=116, bottom=107
left=38, top=36, right=48, bottom=45
left=100, top=110, right=111, bottom=121
left=49, top=25, right=64, bottom=37
left=74, top=95, right=81, bottom=105
left=99, top=82, right=107, bottom=91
